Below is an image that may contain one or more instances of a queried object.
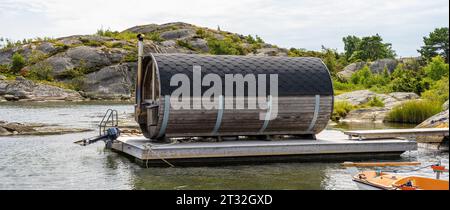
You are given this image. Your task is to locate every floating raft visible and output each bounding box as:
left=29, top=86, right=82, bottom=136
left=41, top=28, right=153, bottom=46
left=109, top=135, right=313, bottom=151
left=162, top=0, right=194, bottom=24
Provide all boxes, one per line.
left=111, top=130, right=417, bottom=167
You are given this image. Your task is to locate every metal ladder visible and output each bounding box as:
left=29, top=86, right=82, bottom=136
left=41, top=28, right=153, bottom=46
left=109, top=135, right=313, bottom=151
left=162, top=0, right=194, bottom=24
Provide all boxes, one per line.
left=98, top=109, right=118, bottom=136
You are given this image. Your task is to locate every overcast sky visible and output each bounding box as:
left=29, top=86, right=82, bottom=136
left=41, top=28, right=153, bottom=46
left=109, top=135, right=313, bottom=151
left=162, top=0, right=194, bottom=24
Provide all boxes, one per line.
left=0, top=0, right=448, bottom=57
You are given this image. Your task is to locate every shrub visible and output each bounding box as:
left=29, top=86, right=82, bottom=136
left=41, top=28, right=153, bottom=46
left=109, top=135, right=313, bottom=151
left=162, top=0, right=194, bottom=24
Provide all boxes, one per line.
left=80, top=38, right=103, bottom=47
left=350, top=65, right=372, bottom=85
left=389, top=64, right=424, bottom=94
left=27, top=50, right=48, bottom=65
left=421, top=76, right=449, bottom=105
left=176, top=40, right=195, bottom=51
left=28, top=62, right=54, bottom=81
left=10, top=52, right=26, bottom=74
left=331, top=101, right=354, bottom=121
left=207, top=37, right=244, bottom=55
left=332, top=79, right=364, bottom=94
left=57, top=69, right=84, bottom=79
left=385, top=100, right=442, bottom=124
left=196, top=29, right=209, bottom=39
left=121, top=51, right=138, bottom=62
left=423, top=56, right=449, bottom=81
left=0, top=64, right=10, bottom=73
left=148, top=32, right=164, bottom=42
left=366, top=96, right=385, bottom=107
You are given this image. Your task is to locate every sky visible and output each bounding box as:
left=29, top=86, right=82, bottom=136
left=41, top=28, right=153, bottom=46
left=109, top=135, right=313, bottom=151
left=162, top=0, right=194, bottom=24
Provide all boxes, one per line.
left=0, top=0, right=448, bottom=57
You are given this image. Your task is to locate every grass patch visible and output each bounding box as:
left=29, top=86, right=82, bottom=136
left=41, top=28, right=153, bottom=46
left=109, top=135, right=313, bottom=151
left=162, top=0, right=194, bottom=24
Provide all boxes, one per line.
left=385, top=100, right=442, bottom=124
left=331, top=101, right=355, bottom=122
left=332, top=79, right=364, bottom=95
left=365, top=96, right=385, bottom=107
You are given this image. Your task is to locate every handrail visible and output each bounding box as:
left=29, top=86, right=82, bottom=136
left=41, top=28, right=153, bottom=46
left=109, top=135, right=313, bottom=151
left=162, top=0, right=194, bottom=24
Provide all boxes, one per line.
left=98, top=109, right=118, bottom=136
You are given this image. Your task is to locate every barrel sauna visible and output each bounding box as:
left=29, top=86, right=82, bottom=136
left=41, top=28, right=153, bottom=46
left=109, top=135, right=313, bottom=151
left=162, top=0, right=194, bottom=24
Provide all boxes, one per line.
left=135, top=53, right=334, bottom=140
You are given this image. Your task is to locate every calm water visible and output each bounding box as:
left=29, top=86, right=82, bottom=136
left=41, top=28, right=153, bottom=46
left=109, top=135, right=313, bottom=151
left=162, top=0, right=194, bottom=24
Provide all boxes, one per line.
left=0, top=102, right=448, bottom=190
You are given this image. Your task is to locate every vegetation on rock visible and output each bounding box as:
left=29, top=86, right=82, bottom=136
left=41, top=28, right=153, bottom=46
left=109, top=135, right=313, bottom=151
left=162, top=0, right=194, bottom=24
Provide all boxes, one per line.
left=386, top=100, right=442, bottom=124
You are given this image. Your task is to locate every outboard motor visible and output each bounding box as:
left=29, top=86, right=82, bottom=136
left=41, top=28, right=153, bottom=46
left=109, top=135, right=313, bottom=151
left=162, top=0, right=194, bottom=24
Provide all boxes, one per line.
left=74, top=109, right=120, bottom=148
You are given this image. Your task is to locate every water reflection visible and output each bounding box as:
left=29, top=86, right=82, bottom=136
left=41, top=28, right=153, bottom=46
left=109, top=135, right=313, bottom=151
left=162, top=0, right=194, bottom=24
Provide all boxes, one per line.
left=0, top=102, right=448, bottom=190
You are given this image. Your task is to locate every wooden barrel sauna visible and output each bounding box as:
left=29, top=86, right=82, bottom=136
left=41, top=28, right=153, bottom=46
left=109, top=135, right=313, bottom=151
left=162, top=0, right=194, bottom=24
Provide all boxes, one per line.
left=135, top=54, right=334, bottom=140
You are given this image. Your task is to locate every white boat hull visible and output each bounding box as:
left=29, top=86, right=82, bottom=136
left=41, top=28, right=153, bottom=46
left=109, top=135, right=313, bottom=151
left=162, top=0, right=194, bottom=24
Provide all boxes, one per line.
left=354, top=181, right=383, bottom=190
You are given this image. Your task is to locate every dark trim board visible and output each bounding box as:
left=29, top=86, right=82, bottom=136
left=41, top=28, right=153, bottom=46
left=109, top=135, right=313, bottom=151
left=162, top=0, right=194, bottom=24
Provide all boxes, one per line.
left=130, top=152, right=405, bottom=167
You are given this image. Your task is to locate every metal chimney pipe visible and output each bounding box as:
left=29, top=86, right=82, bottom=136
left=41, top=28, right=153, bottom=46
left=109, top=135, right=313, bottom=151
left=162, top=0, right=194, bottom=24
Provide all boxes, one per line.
left=135, top=34, right=145, bottom=117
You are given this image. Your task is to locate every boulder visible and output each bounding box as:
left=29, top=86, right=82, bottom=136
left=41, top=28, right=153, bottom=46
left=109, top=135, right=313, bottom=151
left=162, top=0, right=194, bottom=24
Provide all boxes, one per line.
left=335, top=90, right=376, bottom=106
left=65, top=46, right=113, bottom=69
left=254, top=48, right=286, bottom=56
left=0, top=48, right=14, bottom=65
left=160, top=29, right=196, bottom=40
left=338, top=59, right=399, bottom=80
left=337, top=62, right=366, bottom=80
left=161, top=40, right=177, bottom=48
left=36, top=42, right=57, bottom=55
left=337, top=90, right=420, bottom=122
left=0, top=126, right=10, bottom=136
left=416, top=110, right=449, bottom=143
left=189, top=39, right=209, bottom=52
left=342, top=107, right=389, bottom=122
left=443, top=100, right=449, bottom=110
left=0, top=75, right=6, bottom=80
left=0, top=77, right=82, bottom=101
left=83, top=63, right=136, bottom=99
left=43, top=56, right=75, bottom=73
left=369, top=59, right=398, bottom=74
left=124, top=24, right=160, bottom=34
left=388, top=92, right=420, bottom=101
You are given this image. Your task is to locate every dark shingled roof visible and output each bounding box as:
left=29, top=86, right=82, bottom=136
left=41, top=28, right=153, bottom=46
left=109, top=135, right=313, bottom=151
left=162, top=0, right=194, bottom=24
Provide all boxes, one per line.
left=145, top=54, right=334, bottom=97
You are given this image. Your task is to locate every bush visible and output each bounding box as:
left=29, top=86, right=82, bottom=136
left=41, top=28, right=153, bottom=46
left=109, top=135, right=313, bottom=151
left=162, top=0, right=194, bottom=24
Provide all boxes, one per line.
left=148, top=32, right=164, bottom=42
left=121, top=51, right=138, bottom=62
left=0, top=64, right=10, bottom=73
left=196, top=29, right=209, bottom=39
left=332, top=101, right=354, bottom=121
left=207, top=37, right=244, bottom=55
left=389, top=64, right=424, bottom=94
left=80, top=37, right=104, bottom=47
left=332, top=79, right=364, bottom=94
left=350, top=65, right=372, bottom=85
left=27, top=50, right=48, bottom=65
left=366, top=96, right=385, bottom=107
left=423, top=56, right=449, bottom=81
left=176, top=40, right=195, bottom=51
left=27, top=62, right=54, bottom=81
left=421, top=76, right=449, bottom=105
left=11, top=52, right=26, bottom=74
left=385, top=100, right=442, bottom=124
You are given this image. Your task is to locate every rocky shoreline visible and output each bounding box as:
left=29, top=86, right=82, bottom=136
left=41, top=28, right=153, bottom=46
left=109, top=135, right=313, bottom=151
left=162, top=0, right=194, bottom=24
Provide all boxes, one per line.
left=0, top=121, right=93, bottom=136
left=335, top=90, right=420, bottom=123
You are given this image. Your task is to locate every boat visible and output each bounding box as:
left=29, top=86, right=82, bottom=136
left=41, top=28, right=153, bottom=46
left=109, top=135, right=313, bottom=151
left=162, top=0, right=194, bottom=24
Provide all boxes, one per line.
left=353, top=165, right=449, bottom=190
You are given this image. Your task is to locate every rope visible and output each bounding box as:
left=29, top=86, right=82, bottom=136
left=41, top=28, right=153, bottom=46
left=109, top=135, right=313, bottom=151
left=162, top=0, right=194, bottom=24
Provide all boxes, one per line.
left=143, top=140, right=178, bottom=168
left=382, top=164, right=436, bottom=173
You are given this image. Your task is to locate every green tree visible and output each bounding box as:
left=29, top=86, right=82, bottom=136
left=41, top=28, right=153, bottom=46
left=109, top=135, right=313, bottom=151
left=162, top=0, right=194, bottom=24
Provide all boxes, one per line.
left=352, top=34, right=396, bottom=61
left=423, top=56, right=449, bottom=80
left=11, top=52, right=26, bottom=74
left=342, top=35, right=361, bottom=61
left=418, top=27, right=449, bottom=63
left=343, top=34, right=396, bottom=62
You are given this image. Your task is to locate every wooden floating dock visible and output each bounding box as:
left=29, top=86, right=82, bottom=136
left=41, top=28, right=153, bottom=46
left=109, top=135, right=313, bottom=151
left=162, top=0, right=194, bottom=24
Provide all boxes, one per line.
left=111, top=130, right=417, bottom=167
left=344, top=128, right=449, bottom=141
